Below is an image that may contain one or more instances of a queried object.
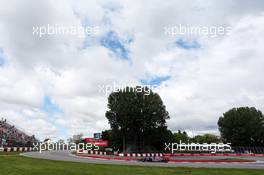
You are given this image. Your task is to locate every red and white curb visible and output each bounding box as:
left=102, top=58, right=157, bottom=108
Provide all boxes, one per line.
left=77, top=150, right=163, bottom=157
left=76, top=154, right=257, bottom=164
left=167, top=161, right=255, bottom=164
left=0, top=147, right=32, bottom=152
left=164, top=153, right=264, bottom=157
left=77, top=150, right=264, bottom=157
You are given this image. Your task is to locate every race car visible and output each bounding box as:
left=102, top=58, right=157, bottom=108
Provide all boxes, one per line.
left=139, top=156, right=169, bottom=163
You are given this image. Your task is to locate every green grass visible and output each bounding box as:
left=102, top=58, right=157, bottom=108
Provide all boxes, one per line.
left=0, top=155, right=263, bottom=175
left=0, top=152, right=21, bottom=155
left=219, top=157, right=255, bottom=162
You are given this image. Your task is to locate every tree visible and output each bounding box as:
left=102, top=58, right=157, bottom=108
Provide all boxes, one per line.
left=101, top=130, right=112, bottom=141
left=101, top=130, right=115, bottom=148
left=191, top=134, right=221, bottom=143
left=173, top=130, right=189, bottom=143
left=68, top=133, right=83, bottom=144
left=218, top=107, right=264, bottom=146
left=105, top=86, right=171, bottom=152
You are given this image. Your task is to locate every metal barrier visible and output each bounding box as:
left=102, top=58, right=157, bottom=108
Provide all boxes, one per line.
left=232, top=147, right=264, bottom=154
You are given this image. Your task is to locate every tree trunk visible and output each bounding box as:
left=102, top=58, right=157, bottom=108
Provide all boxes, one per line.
left=142, top=133, right=145, bottom=152
left=122, top=133, right=126, bottom=153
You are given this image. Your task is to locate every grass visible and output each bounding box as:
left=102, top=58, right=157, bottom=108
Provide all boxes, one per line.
left=219, top=157, right=255, bottom=162
left=0, top=155, right=264, bottom=175
left=0, top=152, right=21, bottom=155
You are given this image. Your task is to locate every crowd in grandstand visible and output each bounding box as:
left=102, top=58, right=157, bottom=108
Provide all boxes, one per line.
left=0, top=118, right=37, bottom=147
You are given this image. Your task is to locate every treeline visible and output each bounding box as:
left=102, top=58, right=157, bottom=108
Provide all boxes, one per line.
left=102, top=129, right=222, bottom=151
left=218, top=107, right=264, bottom=146
left=172, top=131, right=221, bottom=144
left=103, top=87, right=264, bottom=152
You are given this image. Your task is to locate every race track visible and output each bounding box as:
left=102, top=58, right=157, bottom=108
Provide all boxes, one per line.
left=21, top=151, right=264, bottom=169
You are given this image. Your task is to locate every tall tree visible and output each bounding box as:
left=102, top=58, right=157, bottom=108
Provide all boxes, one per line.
left=173, top=130, right=189, bottom=143
left=105, top=86, right=171, bottom=152
left=218, top=107, right=264, bottom=146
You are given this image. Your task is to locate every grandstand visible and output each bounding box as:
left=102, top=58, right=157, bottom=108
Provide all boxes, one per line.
left=0, top=118, right=37, bottom=147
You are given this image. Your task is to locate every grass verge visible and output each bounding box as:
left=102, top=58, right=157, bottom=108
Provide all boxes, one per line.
left=0, top=152, right=21, bottom=155
left=0, top=155, right=263, bottom=175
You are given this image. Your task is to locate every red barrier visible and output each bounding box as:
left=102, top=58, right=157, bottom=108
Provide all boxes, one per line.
left=168, top=159, right=254, bottom=163
left=83, top=138, right=109, bottom=147
left=76, top=154, right=256, bottom=163
left=166, top=153, right=264, bottom=157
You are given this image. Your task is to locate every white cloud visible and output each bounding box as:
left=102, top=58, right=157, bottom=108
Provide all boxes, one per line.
left=0, top=0, right=264, bottom=140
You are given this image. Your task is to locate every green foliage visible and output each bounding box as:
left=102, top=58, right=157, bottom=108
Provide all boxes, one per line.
left=173, top=131, right=221, bottom=144
left=101, top=130, right=112, bottom=141
left=173, top=130, right=189, bottom=143
left=105, top=86, right=172, bottom=152
left=218, top=107, right=264, bottom=146
left=190, top=134, right=221, bottom=143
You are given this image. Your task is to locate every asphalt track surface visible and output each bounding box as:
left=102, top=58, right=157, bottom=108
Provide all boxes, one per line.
left=21, top=151, right=264, bottom=169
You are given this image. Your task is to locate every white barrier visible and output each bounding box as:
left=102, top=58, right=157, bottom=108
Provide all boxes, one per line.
left=75, top=150, right=164, bottom=157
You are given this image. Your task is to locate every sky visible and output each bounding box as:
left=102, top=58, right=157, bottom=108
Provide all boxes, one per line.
left=0, top=0, right=264, bottom=141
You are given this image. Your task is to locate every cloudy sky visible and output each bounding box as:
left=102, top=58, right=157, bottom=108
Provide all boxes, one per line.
left=0, top=0, right=264, bottom=140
